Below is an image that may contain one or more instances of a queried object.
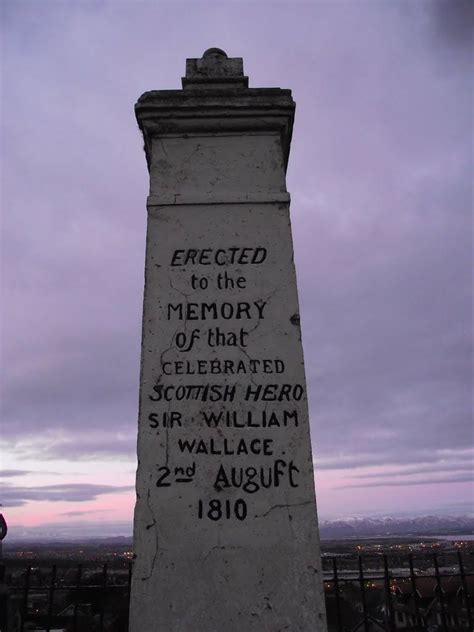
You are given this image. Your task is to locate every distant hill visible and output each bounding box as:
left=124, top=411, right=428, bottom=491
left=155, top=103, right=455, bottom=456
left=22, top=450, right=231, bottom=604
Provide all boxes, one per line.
left=319, top=514, right=474, bottom=539
left=5, top=514, right=473, bottom=544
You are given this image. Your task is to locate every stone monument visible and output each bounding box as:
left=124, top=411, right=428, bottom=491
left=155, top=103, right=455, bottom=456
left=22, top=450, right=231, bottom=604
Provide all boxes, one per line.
left=130, top=48, right=327, bottom=631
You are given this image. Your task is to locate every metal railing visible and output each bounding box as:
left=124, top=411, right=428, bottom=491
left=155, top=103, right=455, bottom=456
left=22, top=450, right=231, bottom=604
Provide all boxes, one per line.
left=0, top=552, right=472, bottom=631
left=323, top=551, right=473, bottom=631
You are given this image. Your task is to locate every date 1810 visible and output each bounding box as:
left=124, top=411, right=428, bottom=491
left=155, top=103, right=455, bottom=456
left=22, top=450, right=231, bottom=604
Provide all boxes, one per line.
left=198, top=498, right=247, bottom=521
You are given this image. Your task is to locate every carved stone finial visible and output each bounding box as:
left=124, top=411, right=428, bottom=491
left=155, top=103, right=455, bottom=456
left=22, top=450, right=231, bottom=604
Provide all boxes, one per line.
left=202, top=47, right=228, bottom=58
left=182, top=48, right=248, bottom=89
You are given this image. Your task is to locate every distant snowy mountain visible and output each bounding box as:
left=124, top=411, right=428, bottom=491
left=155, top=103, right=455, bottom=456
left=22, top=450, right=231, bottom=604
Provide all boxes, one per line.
left=319, top=514, right=474, bottom=539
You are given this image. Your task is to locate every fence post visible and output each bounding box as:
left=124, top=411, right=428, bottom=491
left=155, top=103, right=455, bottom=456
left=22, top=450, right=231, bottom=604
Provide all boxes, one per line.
left=332, top=557, right=344, bottom=632
left=433, top=553, right=448, bottom=632
left=358, top=556, right=369, bottom=632
left=383, top=555, right=395, bottom=632
left=46, top=564, right=57, bottom=632
left=20, top=565, right=31, bottom=632
left=73, top=563, right=82, bottom=632
left=127, top=561, right=132, bottom=599
left=0, top=565, right=7, bottom=632
left=408, top=554, right=422, bottom=628
left=457, top=550, right=473, bottom=629
left=99, top=563, right=107, bottom=632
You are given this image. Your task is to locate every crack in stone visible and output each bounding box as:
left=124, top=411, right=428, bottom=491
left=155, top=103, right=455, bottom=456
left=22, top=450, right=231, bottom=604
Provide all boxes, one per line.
left=158, top=138, right=169, bottom=158
left=236, top=344, right=259, bottom=387
left=203, top=544, right=243, bottom=561
left=254, top=500, right=312, bottom=519
left=140, top=483, right=158, bottom=581
left=152, top=328, right=178, bottom=468
left=153, top=278, right=199, bottom=465
left=236, top=286, right=280, bottom=387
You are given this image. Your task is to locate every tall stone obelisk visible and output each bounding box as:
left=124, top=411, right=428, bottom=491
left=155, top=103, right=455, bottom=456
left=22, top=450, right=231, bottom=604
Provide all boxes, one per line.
left=130, top=49, right=327, bottom=631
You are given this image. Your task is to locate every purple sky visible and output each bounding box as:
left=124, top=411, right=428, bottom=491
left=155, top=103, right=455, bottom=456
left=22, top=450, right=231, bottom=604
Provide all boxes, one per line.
left=1, top=0, right=472, bottom=536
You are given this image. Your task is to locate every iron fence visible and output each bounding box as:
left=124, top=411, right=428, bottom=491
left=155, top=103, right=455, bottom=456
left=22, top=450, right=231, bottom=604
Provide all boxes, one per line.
left=323, top=551, right=473, bottom=631
left=0, top=552, right=472, bottom=631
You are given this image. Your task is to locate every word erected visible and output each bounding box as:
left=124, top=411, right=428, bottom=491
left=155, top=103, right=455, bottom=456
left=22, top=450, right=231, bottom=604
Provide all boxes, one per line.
left=171, top=247, right=267, bottom=267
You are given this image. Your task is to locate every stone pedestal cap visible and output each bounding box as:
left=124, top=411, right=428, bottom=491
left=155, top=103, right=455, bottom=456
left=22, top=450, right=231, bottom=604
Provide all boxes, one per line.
left=135, top=48, right=295, bottom=171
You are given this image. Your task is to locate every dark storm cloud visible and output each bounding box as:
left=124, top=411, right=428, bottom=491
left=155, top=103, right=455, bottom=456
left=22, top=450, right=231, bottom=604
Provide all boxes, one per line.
left=1, top=483, right=133, bottom=507
left=317, top=450, right=474, bottom=472
left=1, top=0, right=472, bottom=501
left=0, top=470, right=32, bottom=478
left=341, top=472, right=474, bottom=490
left=353, top=459, right=474, bottom=478
left=430, top=0, right=474, bottom=47
left=5, top=433, right=135, bottom=462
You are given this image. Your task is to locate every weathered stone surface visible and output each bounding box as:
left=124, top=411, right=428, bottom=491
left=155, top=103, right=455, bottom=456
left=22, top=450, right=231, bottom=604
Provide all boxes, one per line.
left=130, top=50, right=327, bottom=632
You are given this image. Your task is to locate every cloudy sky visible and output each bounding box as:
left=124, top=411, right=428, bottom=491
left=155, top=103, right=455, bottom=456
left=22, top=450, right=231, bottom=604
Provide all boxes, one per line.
left=1, top=0, right=472, bottom=537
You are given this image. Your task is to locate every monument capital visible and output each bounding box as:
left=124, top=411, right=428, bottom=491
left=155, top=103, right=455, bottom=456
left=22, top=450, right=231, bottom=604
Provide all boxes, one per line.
left=135, top=49, right=295, bottom=172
